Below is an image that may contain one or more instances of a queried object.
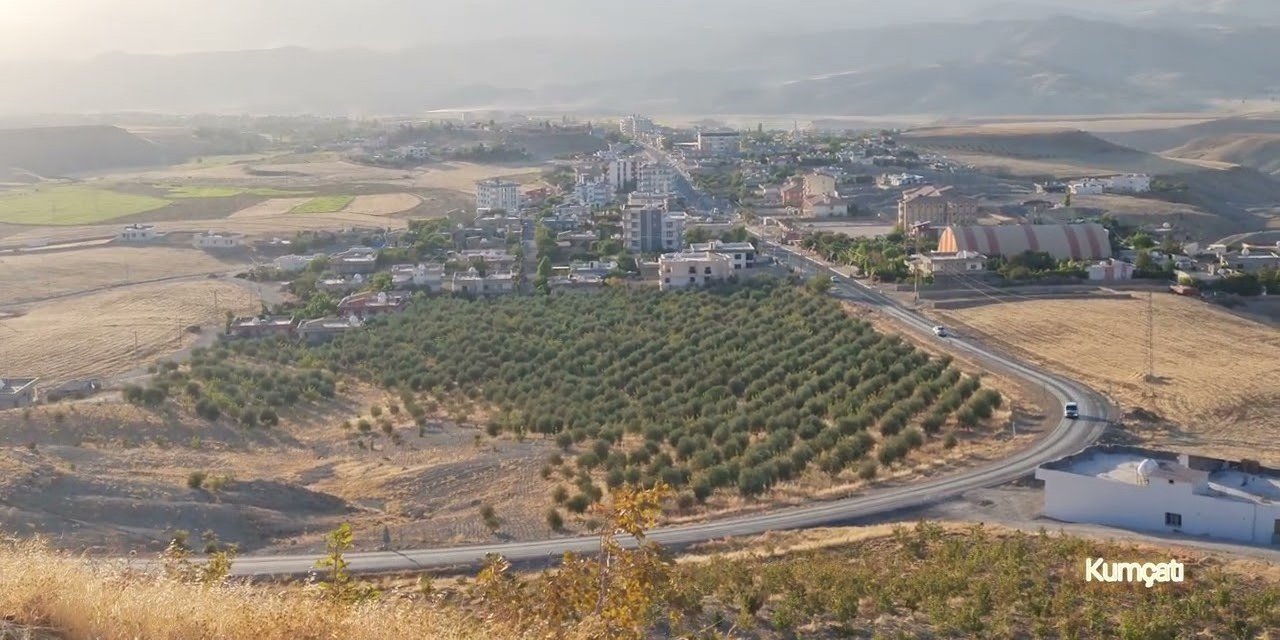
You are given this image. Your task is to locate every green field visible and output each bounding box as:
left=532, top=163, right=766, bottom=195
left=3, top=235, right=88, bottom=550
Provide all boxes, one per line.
left=164, top=185, right=312, bottom=199
left=0, top=186, right=171, bottom=225
left=291, top=196, right=354, bottom=214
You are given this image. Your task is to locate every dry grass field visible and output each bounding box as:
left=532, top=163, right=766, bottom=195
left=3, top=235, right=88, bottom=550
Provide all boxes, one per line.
left=937, top=295, right=1280, bottom=462
left=407, top=162, right=545, bottom=192
left=0, top=246, right=250, bottom=305
left=344, top=192, right=423, bottom=216
left=0, top=281, right=258, bottom=385
left=226, top=197, right=311, bottom=219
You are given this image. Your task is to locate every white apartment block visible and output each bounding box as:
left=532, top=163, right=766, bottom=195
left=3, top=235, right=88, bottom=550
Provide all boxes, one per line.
left=475, top=178, right=521, bottom=213
left=573, top=180, right=614, bottom=207
left=697, top=131, right=740, bottom=156
left=658, top=251, right=733, bottom=290
left=620, top=114, right=656, bottom=138
left=803, top=172, right=837, bottom=197
left=638, top=162, right=674, bottom=195
left=607, top=157, right=639, bottom=192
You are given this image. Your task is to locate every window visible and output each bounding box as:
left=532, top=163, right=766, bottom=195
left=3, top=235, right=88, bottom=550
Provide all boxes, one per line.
left=663, top=278, right=670, bottom=284
left=688, top=266, right=696, bottom=274
left=688, top=277, right=696, bottom=284
left=704, top=267, right=712, bottom=275
left=1164, top=513, right=1182, bottom=527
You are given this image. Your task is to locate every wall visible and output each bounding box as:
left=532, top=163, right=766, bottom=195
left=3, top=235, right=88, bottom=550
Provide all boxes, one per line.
left=1037, top=468, right=1280, bottom=546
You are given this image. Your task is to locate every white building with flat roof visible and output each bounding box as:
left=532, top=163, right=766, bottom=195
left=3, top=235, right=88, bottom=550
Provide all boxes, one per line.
left=607, top=157, right=639, bottom=192
left=658, top=251, right=733, bottom=290
left=698, top=131, right=740, bottom=156
left=475, top=178, right=521, bottom=213
left=1036, top=446, right=1280, bottom=547
left=193, top=232, right=242, bottom=249
left=638, top=162, right=674, bottom=195
left=118, top=224, right=161, bottom=242
left=688, top=240, right=757, bottom=270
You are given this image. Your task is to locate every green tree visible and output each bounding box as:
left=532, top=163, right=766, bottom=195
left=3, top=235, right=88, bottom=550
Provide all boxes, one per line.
left=367, top=272, right=393, bottom=292
left=315, top=523, right=379, bottom=602
left=806, top=276, right=832, bottom=295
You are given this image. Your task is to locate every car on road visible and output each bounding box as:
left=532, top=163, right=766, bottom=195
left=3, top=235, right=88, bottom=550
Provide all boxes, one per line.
left=830, top=275, right=840, bottom=283
left=1063, top=401, right=1080, bottom=420
left=932, top=326, right=948, bottom=337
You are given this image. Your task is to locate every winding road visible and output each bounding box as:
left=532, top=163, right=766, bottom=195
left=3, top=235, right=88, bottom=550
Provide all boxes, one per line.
left=226, top=240, right=1109, bottom=577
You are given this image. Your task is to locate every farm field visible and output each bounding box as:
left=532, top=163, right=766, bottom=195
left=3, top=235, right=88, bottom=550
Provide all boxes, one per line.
left=0, top=246, right=250, bottom=305
left=163, top=185, right=309, bottom=199
left=291, top=195, right=355, bottom=214
left=129, top=282, right=1019, bottom=532
left=937, top=295, right=1280, bottom=462
left=0, top=185, right=171, bottom=225
left=344, top=193, right=422, bottom=216
left=0, top=280, right=258, bottom=385
left=407, top=162, right=545, bottom=192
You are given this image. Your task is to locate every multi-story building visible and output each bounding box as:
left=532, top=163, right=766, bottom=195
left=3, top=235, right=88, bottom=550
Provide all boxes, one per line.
left=637, top=162, right=674, bottom=195
left=658, top=251, right=734, bottom=290
left=697, top=130, right=740, bottom=156
left=619, top=114, right=656, bottom=138
left=573, top=179, right=613, bottom=207
left=623, top=206, right=685, bottom=253
left=475, top=178, right=521, bottom=213
left=607, top=157, right=639, bottom=192
left=803, top=172, right=837, bottom=197
left=803, top=194, right=848, bottom=218
left=118, top=224, right=160, bottom=242
left=896, top=186, right=979, bottom=229
left=688, top=240, right=757, bottom=270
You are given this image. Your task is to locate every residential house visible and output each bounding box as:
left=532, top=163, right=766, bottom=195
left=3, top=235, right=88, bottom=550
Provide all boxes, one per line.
left=317, top=274, right=365, bottom=293
left=338, top=291, right=410, bottom=318
left=228, top=315, right=297, bottom=339
left=896, top=186, right=979, bottom=229
left=574, top=177, right=613, bottom=207
left=658, top=251, right=734, bottom=290
left=688, top=240, right=757, bottom=270
left=273, top=253, right=327, bottom=273
left=444, top=269, right=516, bottom=296
left=451, top=249, right=519, bottom=272
left=1212, top=248, right=1280, bottom=275
left=0, top=377, right=39, bottom=410
left=910, top=251, right=989, bottom=278
left=1036, top=445, right=1280, bottom=546
left=1068, top=179, right=1106, bottom=196
left=476, top=178, right=521, bottom=213
left=548, top=274, right=605, bottom=293
left=557, top=231, right=598, bottom=250
left=1105, top=174, right=1152, bottom=193
left=803, top=194, right=848, bottom=218
left=1034, top=182, right=1068, bottom=194
left=391, top=263, right=445, bottom=291
left=298, top=316, right=364, bottom=344
left=1087, top=259, right=1136, bottom=281
left=193, top=232, right=243, bottom=250
left=780, top=178, right=806, bottom=208
left=118, top=224, right=161, bottom=242
left=331, top=247, right=379, bottom=275
left=877, top=173, right=925, bottom=189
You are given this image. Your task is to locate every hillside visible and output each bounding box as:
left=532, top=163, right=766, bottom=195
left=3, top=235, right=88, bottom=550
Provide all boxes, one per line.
left=1164, top=134, right=1280, bottom=175
left=1, top=521, right=1276, bottom=639
left=0, top=126, right=169, bottom=178
left=1100, top=115, right=1280, bottom=152
left=0, top=17, right=1277, bottom=116
left=901, top=127, right=1199, bottom=176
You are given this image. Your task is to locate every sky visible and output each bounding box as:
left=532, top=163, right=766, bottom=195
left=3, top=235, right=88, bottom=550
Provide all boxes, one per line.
left=0, top=0, right=1237, bottom=60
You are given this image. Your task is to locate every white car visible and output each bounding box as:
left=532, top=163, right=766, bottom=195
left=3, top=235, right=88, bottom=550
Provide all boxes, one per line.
left=1064, top=402, right=1080, bottom=420
left=932, top=326, right=948, bottom=337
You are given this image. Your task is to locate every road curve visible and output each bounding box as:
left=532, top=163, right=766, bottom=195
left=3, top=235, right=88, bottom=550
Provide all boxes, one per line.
left=225, top=241, right=1109, bottom=577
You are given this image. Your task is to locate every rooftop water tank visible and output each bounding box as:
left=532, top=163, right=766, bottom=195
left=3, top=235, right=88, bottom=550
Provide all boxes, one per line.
left=1137, top=458, right=1158, bottom=482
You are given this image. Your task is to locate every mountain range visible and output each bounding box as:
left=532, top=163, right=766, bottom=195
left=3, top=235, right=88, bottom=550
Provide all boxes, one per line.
left=1, top=15, right=1277, bottom=117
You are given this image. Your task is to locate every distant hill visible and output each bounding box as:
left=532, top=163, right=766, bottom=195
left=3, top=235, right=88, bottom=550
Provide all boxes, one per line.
left=1099, top=116, right=1280, bottom=152
left=0, top=17, right=1277, bottom=117
left=1163, top=134, right=1280, bottom=175
left=0, top=126, right=169, bottom=177
left=901, top=128, right=1199, bottom=176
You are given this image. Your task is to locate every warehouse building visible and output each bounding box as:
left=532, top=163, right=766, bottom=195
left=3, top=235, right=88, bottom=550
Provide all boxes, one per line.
left=938, top=223, right=1111, bottom=261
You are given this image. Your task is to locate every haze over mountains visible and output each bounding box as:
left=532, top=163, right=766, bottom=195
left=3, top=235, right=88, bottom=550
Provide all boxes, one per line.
left=1, top=0, right=1278, bottom=117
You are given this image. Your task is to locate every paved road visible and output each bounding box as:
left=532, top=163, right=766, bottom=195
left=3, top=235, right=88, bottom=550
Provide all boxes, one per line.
left=223, top=240, right=1109, bottom=577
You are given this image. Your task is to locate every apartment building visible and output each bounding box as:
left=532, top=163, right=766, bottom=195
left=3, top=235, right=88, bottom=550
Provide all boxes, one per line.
left=607, top=157, right=639, bottom=192
left=623, top=206, right=685, bottom=253
left=697, top=130, right=740, bottom=156
left=638, top=162, right=674, bottom=195
left=689, top=240, right=757, bottom=270
left=896, top=186, right=979, bottom=229
left=475, top=178, right=521, bottom=213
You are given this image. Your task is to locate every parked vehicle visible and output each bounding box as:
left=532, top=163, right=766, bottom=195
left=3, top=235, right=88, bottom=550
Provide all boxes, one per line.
left=932, top=326, right=948, bottom=337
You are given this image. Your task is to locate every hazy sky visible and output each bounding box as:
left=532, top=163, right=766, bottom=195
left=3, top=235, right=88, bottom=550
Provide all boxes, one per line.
left=0, top=0, right=1227, bottom=60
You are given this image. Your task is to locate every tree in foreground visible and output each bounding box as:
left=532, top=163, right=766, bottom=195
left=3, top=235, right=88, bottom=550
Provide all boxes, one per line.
left=474, top=483, right=683, bottom=639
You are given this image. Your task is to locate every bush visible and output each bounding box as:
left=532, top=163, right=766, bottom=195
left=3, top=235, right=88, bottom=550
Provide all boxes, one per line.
left=857, top=459, right=878, bottom=480
left=370, top=405, right=383, bottom=418
left=565, top=494, right=592, bottom=514
left=545, top=508, right=564, bottom=531
left=187, top=471, right=207, bottom=490
left=551, top=486, right=569, bottom=504
left=259, top=408, right=279, bottom=427
left=943, top=432, right=958, bottom=449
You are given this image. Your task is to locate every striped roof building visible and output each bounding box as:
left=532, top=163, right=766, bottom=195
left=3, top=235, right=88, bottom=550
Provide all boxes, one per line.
left=938, top=223, right=1111, bottom=261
